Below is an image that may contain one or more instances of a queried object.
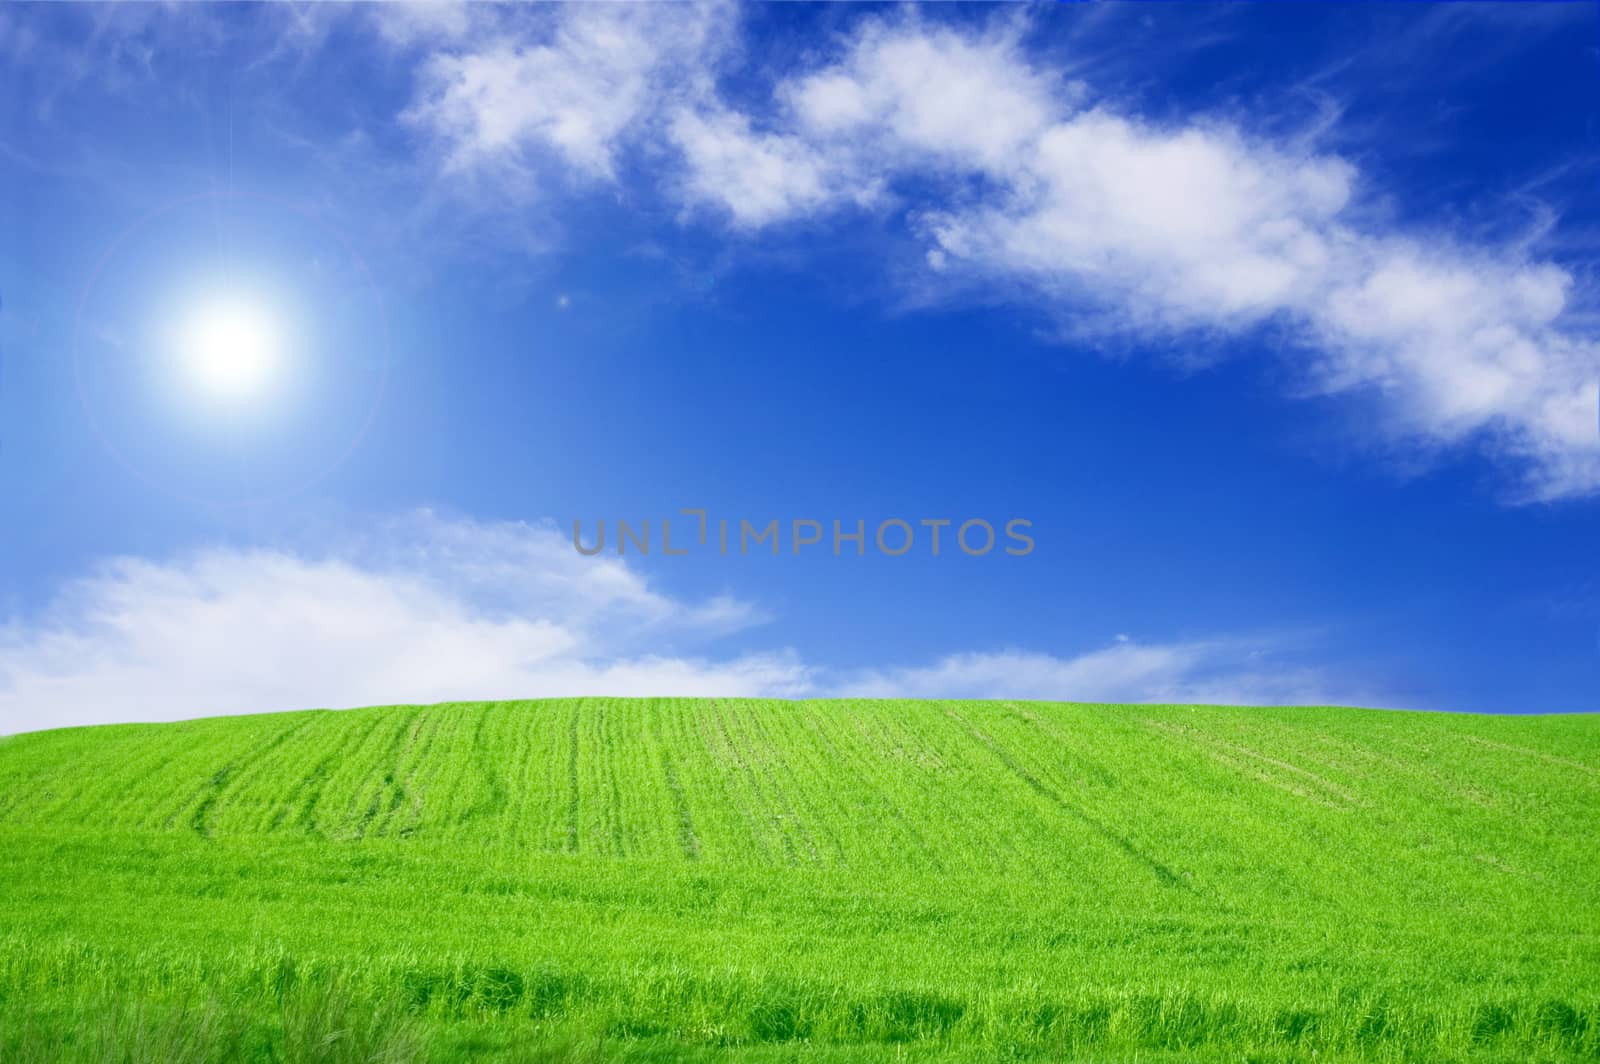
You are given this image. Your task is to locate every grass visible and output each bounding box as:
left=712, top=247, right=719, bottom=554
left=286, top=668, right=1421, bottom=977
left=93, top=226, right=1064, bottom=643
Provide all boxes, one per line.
left=0, top=698, right=1595, bottom=1061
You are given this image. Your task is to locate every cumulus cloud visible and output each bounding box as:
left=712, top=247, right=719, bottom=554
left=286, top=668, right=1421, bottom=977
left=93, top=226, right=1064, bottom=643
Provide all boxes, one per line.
left=0, top=514, right=1361, bottom=734
left=397, top=6, right=1599, bottom=500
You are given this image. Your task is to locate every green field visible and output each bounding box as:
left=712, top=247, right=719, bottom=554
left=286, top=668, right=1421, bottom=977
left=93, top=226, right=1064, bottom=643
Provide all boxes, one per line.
left=0, top=699, right=1596, bottom=1062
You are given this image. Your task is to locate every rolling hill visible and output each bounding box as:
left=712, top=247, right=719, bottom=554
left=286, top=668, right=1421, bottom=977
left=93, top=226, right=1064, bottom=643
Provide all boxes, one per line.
left=0, top=699, right=1596, bottom=1061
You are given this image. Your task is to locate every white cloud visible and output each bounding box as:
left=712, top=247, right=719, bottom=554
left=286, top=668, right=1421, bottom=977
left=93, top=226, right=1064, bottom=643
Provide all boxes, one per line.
left=768, top=18, right=1598, bottom=499
left=0, top=515, right=1367, bottom=735
left=403, top=2, right=731, bottom=185
left=667, top=107, right=848, bottom=229
left=1309, top=242, right=1597, bottom=499
left=834, top=636, right=1344, bottom=707
left=0, top=512, right=800, bottom=734
left=784, top=17, right=1059, bottom=175
left=921, top=112, right=1354, bottom=327
left=664, top=17, right=1053, bottom=227
left=394, top=8, right=1600, bottom=501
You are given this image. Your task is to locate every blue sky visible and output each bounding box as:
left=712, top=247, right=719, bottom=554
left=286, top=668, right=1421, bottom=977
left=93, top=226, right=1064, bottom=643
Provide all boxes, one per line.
left=1, top=1, right=1597, bottom=732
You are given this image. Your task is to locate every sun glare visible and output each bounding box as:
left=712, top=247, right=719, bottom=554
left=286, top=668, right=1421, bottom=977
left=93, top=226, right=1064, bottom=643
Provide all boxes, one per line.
left=175, top=297, right=282, bottom=401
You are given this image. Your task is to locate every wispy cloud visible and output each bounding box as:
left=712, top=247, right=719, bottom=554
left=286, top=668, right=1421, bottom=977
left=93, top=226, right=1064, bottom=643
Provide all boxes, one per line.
left=0, top=514, right=1377, bottom=734
left=0, top=512, right=800, bottom=734
left=832, top=636, right=1351, bottom=708
left=396, top=5, right=1599, bottom=501
left=401, top=2, right=733, bottom=188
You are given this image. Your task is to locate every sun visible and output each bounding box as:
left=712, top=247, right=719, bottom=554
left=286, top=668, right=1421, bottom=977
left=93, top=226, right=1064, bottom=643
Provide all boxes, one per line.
left=175, top=296, right=282, bottom=401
